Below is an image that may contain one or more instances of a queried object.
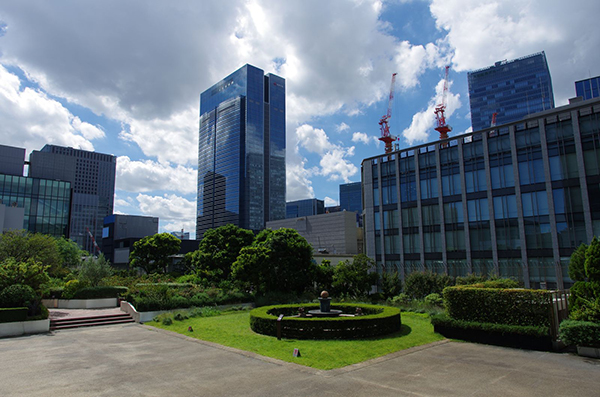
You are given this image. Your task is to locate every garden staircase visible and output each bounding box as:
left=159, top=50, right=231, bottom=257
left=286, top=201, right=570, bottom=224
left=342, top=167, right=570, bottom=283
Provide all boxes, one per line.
left=50, top=313, right=134, bottom=331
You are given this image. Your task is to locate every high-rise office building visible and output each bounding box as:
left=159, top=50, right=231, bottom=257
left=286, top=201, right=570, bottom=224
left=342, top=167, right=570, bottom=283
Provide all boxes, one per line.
left=362, top=97, right=600, bottom=290
left=197, top=64, right=285, bottom=237
left=340, top=181, right=363, bottom=227
left=286, top=198, right=324, bottom=219
left=468, top=52, right=554, bottom=131
left=575, top=76, right=600, bottom=100
left=29, top=145, right=116, bottom=253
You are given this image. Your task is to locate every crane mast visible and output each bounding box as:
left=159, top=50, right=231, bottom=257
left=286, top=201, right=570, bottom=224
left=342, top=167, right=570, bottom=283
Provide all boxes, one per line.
left=434, top=65, right=452, bottom=141
left=379, top=73, right=398, bottom=153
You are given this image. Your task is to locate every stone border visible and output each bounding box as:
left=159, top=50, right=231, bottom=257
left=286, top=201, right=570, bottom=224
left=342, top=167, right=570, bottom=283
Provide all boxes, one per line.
left=120, top=301, right=255, bottom=323
left=42, top=298, right=118, bottom=309
left=0, top=319, right=50, bottom=338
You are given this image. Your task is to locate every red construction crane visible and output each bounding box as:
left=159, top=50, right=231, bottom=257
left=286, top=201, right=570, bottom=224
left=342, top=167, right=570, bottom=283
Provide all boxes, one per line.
left=491, top=112, right=498, bottom=127
left=86, top=227, right=101, bottom=255
left=434, top=65, right=452, bottom=141
left=379, top=73, right=398, bottom=154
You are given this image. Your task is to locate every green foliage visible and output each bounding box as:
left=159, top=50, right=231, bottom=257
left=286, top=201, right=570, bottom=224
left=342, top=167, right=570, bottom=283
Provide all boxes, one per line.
left=0, top=307, right=28, bottom=323
left=391, top=293, right=410, bottom=305
left=78, top=254, right=113, bottom=287
left=0, top=230, right=64, bottom=277
left=332, top=254, right=379, bottom=298
left=62, top=279, right=90, bottom=299
left=469, top=279, right=520, bottom=289
left=314, top=259, right=335, bottom=293
left=54, top=237, right=85, bottom=269
left=559, top=319, right=600, bottom=347
left=455, top=274, right=488, bottom=285
left=129, top=233, right=181, bottom=274
left=404, top=271, right=453, bottom=300
left=431, top=314, right=550, bottom=338
left=187, top=224, right=254, bottom=282
left=0, top=284, right=38, bottom=308
left=71, top=286, right=128, bottom=299
left=443, top=286, right=552, bottom=327
left=569, top=243, right=588, bottom=282
left=232, top=228, right=315, bottom=295
left=584, top=236, right=600, bottom=282
left=380, top=271, right=402, bottom=299
left=424, top=293, right=443, bottom=307
left=0, top=257, right=49, bottom=292
left=250, top=303, right=401, bottom=339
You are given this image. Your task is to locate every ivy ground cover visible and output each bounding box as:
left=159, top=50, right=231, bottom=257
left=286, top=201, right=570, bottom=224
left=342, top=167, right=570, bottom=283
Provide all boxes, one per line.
left=148, top=310, right=443, bottom=370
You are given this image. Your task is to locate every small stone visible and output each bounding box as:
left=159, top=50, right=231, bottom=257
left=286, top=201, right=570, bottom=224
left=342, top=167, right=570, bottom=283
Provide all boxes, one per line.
left=320, top=290, right=329, bottom=299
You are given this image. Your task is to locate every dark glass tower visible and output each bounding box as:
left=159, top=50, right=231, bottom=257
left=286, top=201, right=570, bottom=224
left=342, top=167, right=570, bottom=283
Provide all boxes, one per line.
left=197, top=64, right=285, bottom=237
left=468, top=52, right=554, bottom=131
left=340, top=182, right=362, bottom=213
left=575, top=76, right=600, bottom=100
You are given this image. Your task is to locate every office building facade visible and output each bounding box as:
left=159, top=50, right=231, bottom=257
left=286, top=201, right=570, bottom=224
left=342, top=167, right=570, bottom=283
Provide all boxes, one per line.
left=340, top=182, right=362, bottom=213
left=362, top=97, right=600, bottom=289
left=576, top=76, right=600, bottom=100
left=468, top=52, right=555, bottom=131
left=29, top=145, right=116, bottom=253
left=197, top=64, right=285, bottom=237
left=102, top=214, right=158, bottom=268
left=286, top=198, right=324, bottom=218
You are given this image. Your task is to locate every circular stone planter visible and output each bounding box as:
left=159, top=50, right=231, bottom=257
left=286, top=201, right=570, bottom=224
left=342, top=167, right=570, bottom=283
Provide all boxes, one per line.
left=250, top=303, right=401, bottom=340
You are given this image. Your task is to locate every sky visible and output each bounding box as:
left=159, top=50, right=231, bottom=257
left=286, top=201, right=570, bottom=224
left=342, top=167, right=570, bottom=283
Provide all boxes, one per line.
left=0, top=0, right=598, bottom=239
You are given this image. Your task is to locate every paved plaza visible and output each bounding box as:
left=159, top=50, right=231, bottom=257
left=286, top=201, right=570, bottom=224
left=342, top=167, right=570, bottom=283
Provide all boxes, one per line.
left=1, top=323, right=599, bottom=396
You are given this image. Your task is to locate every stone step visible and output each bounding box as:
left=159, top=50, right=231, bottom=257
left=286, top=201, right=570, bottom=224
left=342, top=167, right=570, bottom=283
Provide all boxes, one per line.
left=50, top=313, right=134, bottom=330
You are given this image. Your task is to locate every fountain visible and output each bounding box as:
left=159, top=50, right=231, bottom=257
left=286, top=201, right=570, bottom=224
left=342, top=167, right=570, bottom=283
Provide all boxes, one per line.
left=307, top=291, right=342, bottom=317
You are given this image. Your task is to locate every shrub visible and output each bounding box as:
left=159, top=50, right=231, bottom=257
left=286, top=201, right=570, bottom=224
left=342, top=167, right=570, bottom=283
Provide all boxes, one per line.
left=71, top=286, right=128, bottom=299
left=0, top=258, right=49, bottom=292
left=424, top=293, right=443, bottom=307
left=250, top=303, right=401, bottom=340
left=443, top=286, right=552, bottom=327
left=391, top=293, right=410, bottom=305
left=0, top=307, right=28, bottom=323
left=0, top=284, right=38, bottom=309
left=404, top=271, right=453, bottom=300
left=380, top=271, right=402, bottom=299
left=62, top=279, right=90, bottom=299
left=455, top=274, right=487, bottom=285
left=161, top=317, right=173, bottom=326
left=79, top=254, right=113, bottom=287
left=559, top=320, right=600, bottom=347
left=469, top=279, right=520, bottom=289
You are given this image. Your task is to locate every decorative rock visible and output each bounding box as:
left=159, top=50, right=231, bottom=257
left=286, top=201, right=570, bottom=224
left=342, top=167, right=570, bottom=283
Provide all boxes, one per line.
left=188, top=326, right=193, bottom=332
left=320, top=290, right=329, bottom=299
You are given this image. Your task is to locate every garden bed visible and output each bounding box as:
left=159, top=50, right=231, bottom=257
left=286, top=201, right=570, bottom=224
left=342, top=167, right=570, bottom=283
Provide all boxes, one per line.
left=42, top=298, right=118, bottom=309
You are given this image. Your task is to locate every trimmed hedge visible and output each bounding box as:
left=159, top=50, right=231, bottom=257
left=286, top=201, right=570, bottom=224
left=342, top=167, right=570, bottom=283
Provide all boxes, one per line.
left=0, top=284, right=38, bottom=308
left=71, top=286, right=128, bottom=299
left=559, top=320, right=600, bottom=347
left=443, top=286, right=552, bottom=327
left=250, top=303, right=401, bottom=339
left=0, top=307, right=28, bottom=323
left=431, top=314, right=552, bottom=351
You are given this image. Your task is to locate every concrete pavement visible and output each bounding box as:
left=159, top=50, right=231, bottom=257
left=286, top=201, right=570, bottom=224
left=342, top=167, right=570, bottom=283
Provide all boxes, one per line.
left=1, top=323, right=599, bottom=396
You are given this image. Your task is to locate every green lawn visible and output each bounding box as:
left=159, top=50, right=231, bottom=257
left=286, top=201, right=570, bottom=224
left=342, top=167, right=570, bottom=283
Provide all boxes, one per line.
left=148, top=311, right=444, bottom=370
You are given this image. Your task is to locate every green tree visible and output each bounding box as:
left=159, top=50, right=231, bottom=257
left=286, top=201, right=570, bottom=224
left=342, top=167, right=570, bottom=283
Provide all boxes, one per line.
left=584, top=237, right=600, bottom=282
left=0, top=230, right=63, bottom=277
left=404, top=271, right=453, bottom=300
left=232, top=228, right=315, bottom=295
left=186, top=224, right=254, bottom=282
left=129, top=233, right=181, bottom=274
left=315, top=259, right=335, bottom=293
left=381, top=271, right=402, bottom=299
left=332, top=254, right=379, bottom=298
left=55, top=237, right=86, bottom=269
left=79, top=254, right=113, bottom=287
left=569, top=243, right=588, bottom=282
left=0, top=258, right=50, bottom=292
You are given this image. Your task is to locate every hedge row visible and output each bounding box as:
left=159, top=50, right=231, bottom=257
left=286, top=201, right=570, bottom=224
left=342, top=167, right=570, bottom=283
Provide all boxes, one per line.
left=443, top=286, right=552, bottom=327
left=431, top=314, right=552, bottom=351
left=250, top=303, right=401, bottom=340
left=42, top=286, right=128, bottom=300
left=0, top=307, right=28, bottom=323
left=130, top=290, right=251, bottom=312
left=559, top=320, right=600, bottom=347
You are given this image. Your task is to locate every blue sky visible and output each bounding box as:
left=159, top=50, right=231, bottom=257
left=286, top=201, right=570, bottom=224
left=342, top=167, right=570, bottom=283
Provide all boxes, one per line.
left=0, top=0, right=598, bottom=239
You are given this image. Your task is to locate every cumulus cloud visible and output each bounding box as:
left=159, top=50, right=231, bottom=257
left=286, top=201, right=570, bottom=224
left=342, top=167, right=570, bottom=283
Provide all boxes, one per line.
left=296, top=124, right=330, bottom=155
left=116, top=156, right=197, bottom=194
left=352, top=131, right=380, bottom=145
left=402, top=77, right=461, bottom=145
left=136, top=193, right=196, bottom=235
left=324, top=196, right=338, bottom=207
left=336, top=122, right=350, bottom=132
left=430, top=0, right=600, bottom=105
left=0, top=65, right=103, bottom=154
left=286, top=160, right=315, bottom=201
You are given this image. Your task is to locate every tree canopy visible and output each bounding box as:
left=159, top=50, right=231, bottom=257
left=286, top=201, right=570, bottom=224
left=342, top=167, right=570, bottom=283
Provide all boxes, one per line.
left=332, top=254, right=379, bottom=298
left=0, top=230, right=64, bottom=277
left=129, top=233, right=181, bottom=274
left=232, top=228, right=315, bottom=295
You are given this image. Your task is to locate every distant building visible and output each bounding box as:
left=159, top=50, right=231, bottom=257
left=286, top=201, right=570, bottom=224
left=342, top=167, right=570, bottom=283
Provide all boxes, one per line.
left=267, top=211, right=362, bottom=255
left=197, top=64, right=286, bottom=237
left=29, top=145, right=116, bottom=253
left=340, top=181, right=363, bottom=227
left=286, top=198, right=324, bottom=218
left=102, top=214, right=158, bottom=268
left=575, top=76, right=600, bottom=100
left=468, top=52, right=554, bottom=131
left=171, top=230, right=190, bottom=240
left=362, top=97, right=600, bottom=290
left=0, top=203, right=25, bottom=234
left=0, top=144, right=25, bottom=176
left=325, top=205, right=341, bottom=213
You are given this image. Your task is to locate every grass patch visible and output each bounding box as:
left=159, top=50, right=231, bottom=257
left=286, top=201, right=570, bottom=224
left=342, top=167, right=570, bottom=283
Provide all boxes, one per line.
left=148, top=310, right=443, bottom=370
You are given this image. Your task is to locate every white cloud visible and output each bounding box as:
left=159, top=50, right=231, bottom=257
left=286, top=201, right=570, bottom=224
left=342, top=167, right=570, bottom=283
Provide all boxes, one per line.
left=319, top=147, right=358, bottom=183
left=296, top=124, right=330, bottom=155
left=0, top=65, right=103, bottom=155
left=116, top=156, right=197, bottom=194
left=430, top=0, right=600, bottom=105
left=286, top=160, right=315, bottom=201
left=402, top=77, right=461, bottom=145
left=352, top=131, right=379, bottom=145
left=324, top=196, right=338, bottom=207
left=336, top=122, right=350, bottom=132
left=135, top=193, right=196, bottom=235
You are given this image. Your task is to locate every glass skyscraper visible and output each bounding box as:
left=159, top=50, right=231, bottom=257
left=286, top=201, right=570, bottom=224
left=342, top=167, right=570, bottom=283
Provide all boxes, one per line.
left=468, top=52, right=554, bottom=132
left=197, top=64, right=285, bottom=237
left=286, top=199, right=324, bottom=219
left=575, top=76, right=600, bottom=100
left=29, top=145, right=116, bottom=253
left=362, top=97, right=600, bottom=290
